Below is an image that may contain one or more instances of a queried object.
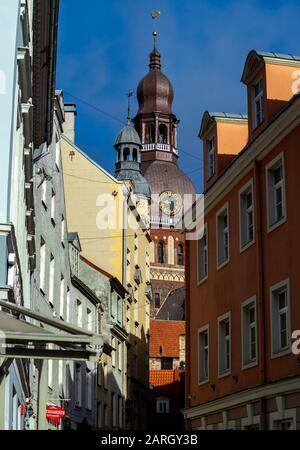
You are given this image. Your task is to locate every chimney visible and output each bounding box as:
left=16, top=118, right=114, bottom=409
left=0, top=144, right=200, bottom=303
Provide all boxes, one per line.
left=63, top=103, right=77, bottom=143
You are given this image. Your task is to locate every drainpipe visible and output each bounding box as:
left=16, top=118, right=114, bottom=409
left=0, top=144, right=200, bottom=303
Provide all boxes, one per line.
left=254, top=159, right=267, bottom=429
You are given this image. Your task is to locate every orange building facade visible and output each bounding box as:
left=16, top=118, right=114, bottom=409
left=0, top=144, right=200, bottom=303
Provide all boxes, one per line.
left=183, top=51, right=300, bottom=430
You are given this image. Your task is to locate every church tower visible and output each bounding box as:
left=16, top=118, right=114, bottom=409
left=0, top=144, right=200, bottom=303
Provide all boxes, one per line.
left=134, top=33, right=195, bottom=317
left=114, top=123, right=151, bottom=228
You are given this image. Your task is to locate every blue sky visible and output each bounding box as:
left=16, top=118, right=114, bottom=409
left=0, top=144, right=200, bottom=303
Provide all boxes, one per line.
left=57, top=0, right=300, bottom=193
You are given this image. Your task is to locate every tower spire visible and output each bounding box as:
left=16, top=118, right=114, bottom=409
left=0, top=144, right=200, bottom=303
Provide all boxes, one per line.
left=126, top=90, right=133, bottom=125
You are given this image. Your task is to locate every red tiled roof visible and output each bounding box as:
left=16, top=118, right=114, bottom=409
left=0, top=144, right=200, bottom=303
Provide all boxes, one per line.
left=150, top=319, right=185, bottom=358
left=149, top=369, right=181, bottom=388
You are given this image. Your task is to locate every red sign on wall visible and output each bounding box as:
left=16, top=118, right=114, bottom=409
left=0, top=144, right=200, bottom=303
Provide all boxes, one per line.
left=46, top=404, right=66, bottom=426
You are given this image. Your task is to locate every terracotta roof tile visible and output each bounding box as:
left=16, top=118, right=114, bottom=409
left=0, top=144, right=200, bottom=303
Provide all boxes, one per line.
left=150, top=319, right=185, bottom=358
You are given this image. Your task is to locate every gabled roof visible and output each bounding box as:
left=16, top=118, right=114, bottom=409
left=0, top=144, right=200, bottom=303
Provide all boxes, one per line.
left=150, top=319, right=185, bottom=358
left=199, top=111, right=248, bottom=139
left=241, top=50, right=300, bottom=84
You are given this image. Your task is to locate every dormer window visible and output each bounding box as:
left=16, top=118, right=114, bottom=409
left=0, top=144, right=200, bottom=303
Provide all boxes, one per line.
left=253, top=79, right=264, bottom=128
left=206, top=137, right=215, bottom=179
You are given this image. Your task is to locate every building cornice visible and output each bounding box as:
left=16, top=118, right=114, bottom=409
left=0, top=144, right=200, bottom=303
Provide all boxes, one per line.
left=182, top=375, right=300, bottom=419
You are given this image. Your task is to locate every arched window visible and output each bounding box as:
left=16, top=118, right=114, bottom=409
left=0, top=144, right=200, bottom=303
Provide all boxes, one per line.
left=158, top=124, right=168, bottom=144
left=177, top=243, right=184, bottom=265
left=157, top=241, right=164, bottom=264
left=132, top=148, right=138, bottom=161
left=123, top=147, right=130, bottom=161
left=145, top=124, right=155, bottom=144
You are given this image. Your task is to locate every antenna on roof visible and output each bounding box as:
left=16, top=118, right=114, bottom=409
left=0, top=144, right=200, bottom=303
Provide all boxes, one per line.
left=126, top=90, right=133, bottom=125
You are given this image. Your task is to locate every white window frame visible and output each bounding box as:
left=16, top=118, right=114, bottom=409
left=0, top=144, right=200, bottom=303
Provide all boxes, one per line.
left=50, top=189, right=56, bottom=226
left=87, top=308, right=93, bottom=332
left=216, top=203, right=230, bottom=269
left=41, top=179, right=47, bottom=209
left=241, top=296, right=258, bottom=369
left=206, top=136, right=215, bottom=179
left=270, top=279, right=291, bottom=358
left=39, top=237, right=46, bottom=294
left=111, top=336, right=116, bottom=367
left=239, top=179, right=255, bottom=252
left=77, top=299, right=83, bottom=327
left=59, top=275, right=64, bottom=318
left=197, top=224, right=208, bottom=284
left=265, top=153, right=287, bottom=232
left=253, top=78, right=264, bottom=129
left=198, top=324, right=209, bottom=385
left=49, top=253, right=55, bottom=306
left=218, top=311, right=231, bottom=377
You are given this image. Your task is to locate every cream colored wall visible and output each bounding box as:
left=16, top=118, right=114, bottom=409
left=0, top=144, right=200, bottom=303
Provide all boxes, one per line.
left=125, top=204, right=150, bottom=383
left=60, top=137, right=124, bottom=282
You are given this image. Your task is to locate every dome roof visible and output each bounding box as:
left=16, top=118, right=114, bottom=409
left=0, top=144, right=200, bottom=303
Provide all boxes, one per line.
left=141, top=160, right=195, bottom=197
left=137, top=47, right=174, bottom=115
left=114, top=125, right=141, bottom=147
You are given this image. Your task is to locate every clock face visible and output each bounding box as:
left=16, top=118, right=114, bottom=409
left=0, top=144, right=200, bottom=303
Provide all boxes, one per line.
left=159, top=191, right=182, bottom=216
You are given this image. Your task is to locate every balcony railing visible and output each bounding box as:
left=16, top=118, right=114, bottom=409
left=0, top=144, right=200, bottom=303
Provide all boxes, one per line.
left=142, top=143, right=178, bottom=153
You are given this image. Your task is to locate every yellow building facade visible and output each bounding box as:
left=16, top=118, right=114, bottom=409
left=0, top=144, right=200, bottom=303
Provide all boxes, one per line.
left=61, top=128, right=151, bottom=429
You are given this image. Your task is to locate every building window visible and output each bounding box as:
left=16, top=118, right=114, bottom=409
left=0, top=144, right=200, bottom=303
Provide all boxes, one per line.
left=154, top=293, right=160, bottom=309
left=66, top=288, right=71, bottom=322
left=132, top=148, right=138, bottom=161
left=41, top=179, right=47, bottom=208
left=111, top=336, right=116, bottom=367
left=118, top=341, right=122, bottom=371
left=55, top=140, right=60, bottom=170
left=77, top=300, right=82, bottom=327
left=216, top=205, right=229, bottom=268
left=87, top=308, right=93, bottom=331
left=275, top=420, right=293, bottom=430
left=123, top=147, right=130, bottom=161
left=48, top=353, right=53, bottom=389
left=103, top=362, right=108, bottom=390
left=161, top=357, right=173, bottom=370
left=253, top=79, right=264, bottom=128
left=177, top=243, right=184, bottom=266
left=49, top=254, right=55, bottom=306
left=61, top=215, right=65, bottom=246
left=118, top=396, right=122, bottom=429
left=50, top=189, right=56, bottom=225
left=218, top=312, right=231, bottom=376
left=39, top=237, right=46, bottom=294
left=157, top=241, right=164, bottom=264
left=239, top=180, right=255, bottom=250
left=206, top=136, right=215, bottom=179
left=198, top=325, right=209, bottom=383
left=197, top=224, right=208, bottom=282
left=75, top=363, right=82, bottom=407
left=156, top=397, right=170, bottom=414
left=266, top=154, right=286, bottom=230
left=58, top=360, right=64, bottom=390
left=158, top=124, right=168, bottom=144
left=242, top=297, right=257, bottom=368
left=86, top=369, right=92, bottom=410
left=59, top=275, right=64, bottom=318
left=270, top=279, right=291, bottom=356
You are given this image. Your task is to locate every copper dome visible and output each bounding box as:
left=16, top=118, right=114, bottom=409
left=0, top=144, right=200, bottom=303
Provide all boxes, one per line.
left=137, top=47, right=174, bottom=115
left=141, top=160, right=195, bottom=198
